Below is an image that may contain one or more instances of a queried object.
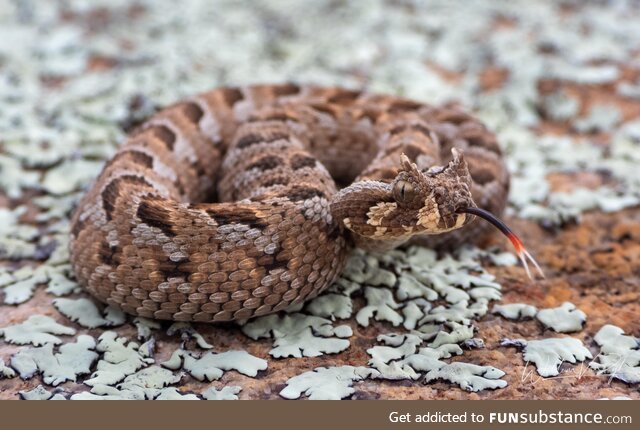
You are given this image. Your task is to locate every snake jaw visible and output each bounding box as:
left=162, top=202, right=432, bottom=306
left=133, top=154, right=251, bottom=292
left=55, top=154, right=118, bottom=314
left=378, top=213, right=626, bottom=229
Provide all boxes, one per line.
left=457, top=207, right=545, bottom=280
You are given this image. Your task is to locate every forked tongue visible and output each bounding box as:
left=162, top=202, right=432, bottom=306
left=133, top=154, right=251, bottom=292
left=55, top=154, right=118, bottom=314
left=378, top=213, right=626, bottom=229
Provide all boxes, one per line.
left=457, top=207, right=544, bottom=280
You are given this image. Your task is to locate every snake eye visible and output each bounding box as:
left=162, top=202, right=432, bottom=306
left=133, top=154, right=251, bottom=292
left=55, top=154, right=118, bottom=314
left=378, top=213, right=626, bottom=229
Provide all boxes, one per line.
left=393, top=180, right=414, bottom=203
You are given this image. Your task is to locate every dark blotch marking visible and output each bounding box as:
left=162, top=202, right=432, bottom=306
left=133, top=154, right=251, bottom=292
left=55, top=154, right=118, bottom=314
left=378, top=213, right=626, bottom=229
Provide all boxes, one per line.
left=161, top=266, right=192, bottom=280
left=99, top=241, right=116, bottom=265
left=401, top=144, right=425, bottom=161
left=470, top=167, right=495, bottom=185
left=70, top=217, right=86, bottom=238
left=327, top=224, right=342, bottom=240
left=102, top=175, right=152, bottom=221
left=136, top=199, right=175, bottom=237
left=206, top=207, right=266, bottom=228
left=248, top=155, right=282, bottom=172
left=104, top=150, right=154, bottom=170
left=437, top=109, right=471, bottom=125
left=192, top=160, right=207, bottom=178
left=466, top=136, right=487, bottom=148
left=264, top=258, right=288, bottom=273
left=328, top=90, right=361, bottom=105
left=182, top=102, right=204, bottom=124
left=173, top=177, right=186, bottom=196
left=262, top=176, right=290, bottom=187
left=288, top=186, right=325, bottom=201
left=150, top=125, right=177, bottom=151
left=272, top=83, right=301, bottom=97
left=389, top=100, right=423, bottom=113
left=236, top=131, right=289, bottom=149
left=290, top=154, right=316, bottom=170
left=220, top=87, right=244, bottom=107
left=389, top=123, right=433, bottom=138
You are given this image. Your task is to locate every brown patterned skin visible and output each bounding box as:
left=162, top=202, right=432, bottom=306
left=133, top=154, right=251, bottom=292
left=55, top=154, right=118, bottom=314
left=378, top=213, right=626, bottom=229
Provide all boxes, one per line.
left=69, top=84, right=509, bottom=322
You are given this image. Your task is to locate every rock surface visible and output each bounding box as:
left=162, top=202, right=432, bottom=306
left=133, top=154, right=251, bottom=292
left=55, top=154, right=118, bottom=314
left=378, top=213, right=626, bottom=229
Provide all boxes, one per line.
left=1, top=0, right=639, bottom=400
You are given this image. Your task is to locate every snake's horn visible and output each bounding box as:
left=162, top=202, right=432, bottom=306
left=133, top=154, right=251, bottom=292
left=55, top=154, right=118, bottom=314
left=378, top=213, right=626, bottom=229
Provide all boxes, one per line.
left=457, top=207, right=545, bottom=280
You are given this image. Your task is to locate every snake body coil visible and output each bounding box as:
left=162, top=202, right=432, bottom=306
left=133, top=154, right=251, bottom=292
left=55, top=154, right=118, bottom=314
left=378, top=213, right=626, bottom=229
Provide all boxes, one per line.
left=69, top=84, right=509, bottom=322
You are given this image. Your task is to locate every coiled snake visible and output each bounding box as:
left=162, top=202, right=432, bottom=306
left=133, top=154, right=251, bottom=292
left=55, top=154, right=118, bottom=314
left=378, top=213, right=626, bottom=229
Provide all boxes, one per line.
left=69, top=84, right=541, bottom=323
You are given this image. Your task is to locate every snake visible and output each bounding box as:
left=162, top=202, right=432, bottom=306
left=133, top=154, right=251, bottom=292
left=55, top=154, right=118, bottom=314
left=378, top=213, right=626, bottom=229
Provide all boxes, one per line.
left=69, top=84, right=542, bottom=323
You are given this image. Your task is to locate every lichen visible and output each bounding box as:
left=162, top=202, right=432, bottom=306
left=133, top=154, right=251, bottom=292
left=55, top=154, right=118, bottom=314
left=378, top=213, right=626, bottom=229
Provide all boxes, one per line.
left=536, top=302, right=587, bottom=333
left=1, top=357, right=16, bottom=379
left=242, top=313, right=351, bottom=358
left=590, top=325, right=640, bottom=384
left=162, top=349, right=267, bottom=381
left=202, top=386, right=242, bottom=400
left=72, top=366, right=183, bottom=400
left=502, top=337, right=593, bottom=377
left=356, top=287, right=404, bottom=327
left=306, top=293, right=353, bottom=320
left=19, top=385, right=66, bottom=400
left=83, top=332, right=154, bottom=387
left=493, top=303, right=538, bottom=320
left=0, top=315, right=76, bottom=346
left=1, top=0, right=639, bottom=401
left=280, top=366, right=380, bottom=400
left=10, top=335, right=98, bottom=386
left=423, top=362, right=508, bottom=392
left=53, top=298, right=126, bottom=329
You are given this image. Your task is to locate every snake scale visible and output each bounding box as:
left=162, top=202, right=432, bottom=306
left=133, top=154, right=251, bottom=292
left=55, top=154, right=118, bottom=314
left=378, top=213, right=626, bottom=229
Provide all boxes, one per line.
left=70, top=84, right=541, bottom=323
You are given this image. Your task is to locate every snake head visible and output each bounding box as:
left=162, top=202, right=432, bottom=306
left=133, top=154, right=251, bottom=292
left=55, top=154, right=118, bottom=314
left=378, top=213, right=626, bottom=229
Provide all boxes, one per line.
left=330, top=148, right=476, bottom=240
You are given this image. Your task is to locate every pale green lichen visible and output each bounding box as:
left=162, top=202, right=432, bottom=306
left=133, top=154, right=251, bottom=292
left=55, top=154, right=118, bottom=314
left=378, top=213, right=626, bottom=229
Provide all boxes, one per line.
left=242, top=313, right=351, bottom=358
left=72, top=366, right=183, bottom=400
left=423, top=362, right=508, bottom=392
left=53, top=298, right=126, bottom=329
left=2, top=264, right=76, bottom=305
left=396, top=273, right=438, bottom=302
left=356, top=287, right=403, bottom=327
left=590, top=325, right=640, bottom=384
left=84, top=332, right=154, bottom=387
left=10, top=335, right=98, bottom=386
left=45, top=271, right=79, bottom=296
left=598, top=396, right=633, bottom=400
left=202, top=386, right=242, bottom=400
left=0, top=315, right=76, bottom=346
left=401, top=300, right=428, bottom=330
left=0, top=207, right=38, bottom=259
left=503, top=337, right=593, bottom=377
left=1, top=357, right=16, bottom=378
left=280, top=366, right=380, bottom=400
left=419, top=301, right=488, bottom=327
left=0, top=155, right=41, bottom=198
left=367, top=333, right=457, bottom=381
left=306, top=293, right=353, bottom=320
left=155, top=388, right=200, bottom=400
left=540, top=90, right=579, bottom=122
left=536, top=302, right=587, bottom=333
left=162, top=349, right=267, bottom=381
left=493, top=303, right=538, bottom=320
left=41, top=158, right=105, bottom=195
left=429, top=322, right=475, bottom=348
left=1, top=0, right=639, bottom=401
left=19, top=385, right=67, bottom=400
left=573, top=104, right=621, bottom=133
